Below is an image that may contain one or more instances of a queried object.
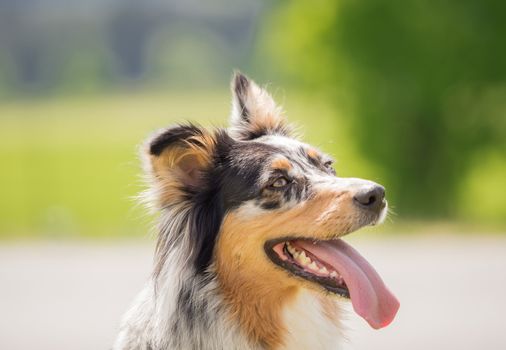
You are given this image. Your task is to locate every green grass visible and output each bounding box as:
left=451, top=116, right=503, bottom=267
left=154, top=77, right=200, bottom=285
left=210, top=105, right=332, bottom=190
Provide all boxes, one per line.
left=2, top=89, right=504, bottom=238
left=0, top=89, right=368, bottom=238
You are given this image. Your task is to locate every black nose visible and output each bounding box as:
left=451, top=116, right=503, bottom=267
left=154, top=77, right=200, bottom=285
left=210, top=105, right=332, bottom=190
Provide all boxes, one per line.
left=353, top=185, right=386, bottom=212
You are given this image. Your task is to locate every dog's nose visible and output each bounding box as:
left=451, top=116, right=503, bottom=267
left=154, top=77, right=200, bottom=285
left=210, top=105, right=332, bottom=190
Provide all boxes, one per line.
left=353, top=185, right=386, bottom=212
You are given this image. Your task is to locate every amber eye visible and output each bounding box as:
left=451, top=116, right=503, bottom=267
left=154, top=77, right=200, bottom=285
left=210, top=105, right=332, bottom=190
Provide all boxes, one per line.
left=271, top=177, right=289, bottom=188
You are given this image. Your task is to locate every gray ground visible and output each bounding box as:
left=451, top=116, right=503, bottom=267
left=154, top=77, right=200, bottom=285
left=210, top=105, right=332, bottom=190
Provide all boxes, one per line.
left=1, top=234, right=505, bottom=350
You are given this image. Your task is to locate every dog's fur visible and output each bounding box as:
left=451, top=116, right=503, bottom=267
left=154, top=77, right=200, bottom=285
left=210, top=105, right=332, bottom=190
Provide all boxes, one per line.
left=114, top=73, right=388, bottom=350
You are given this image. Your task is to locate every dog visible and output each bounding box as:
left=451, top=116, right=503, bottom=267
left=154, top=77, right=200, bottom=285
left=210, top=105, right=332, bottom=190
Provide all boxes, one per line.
left=113, top=72, right=399, bottom=350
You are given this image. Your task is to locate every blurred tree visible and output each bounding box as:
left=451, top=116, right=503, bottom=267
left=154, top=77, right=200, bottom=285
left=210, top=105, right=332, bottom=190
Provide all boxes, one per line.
left=0, top=3, right=49, bottom=88
left=108, top=2, right=159, bottom=80
left=262, top=0, right=506, bottom=218
left=0, top=0, right=263, bottom=94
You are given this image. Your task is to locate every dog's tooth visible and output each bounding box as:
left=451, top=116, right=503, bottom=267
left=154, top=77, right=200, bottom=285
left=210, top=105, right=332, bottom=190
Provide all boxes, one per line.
left=330, top=271, right=338, bottom=278
left=308, top=261, right=318, bottom=271
left=295, top=254, right=306, bottom=265
left=319, top=266, right=329, bottom=274
left=299, top=250, right=307, bottom=259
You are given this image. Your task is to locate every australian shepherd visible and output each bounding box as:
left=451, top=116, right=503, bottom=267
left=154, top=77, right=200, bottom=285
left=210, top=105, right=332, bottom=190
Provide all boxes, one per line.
left=114, top=72, right=399, bottom=350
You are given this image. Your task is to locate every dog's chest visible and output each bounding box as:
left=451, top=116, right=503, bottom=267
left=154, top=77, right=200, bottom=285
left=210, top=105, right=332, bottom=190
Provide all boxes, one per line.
left=280, top=290, right=343, bottom=350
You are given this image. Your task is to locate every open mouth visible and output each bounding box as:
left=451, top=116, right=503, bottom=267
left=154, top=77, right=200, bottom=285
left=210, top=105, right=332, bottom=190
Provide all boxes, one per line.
left=266, top=239, right=351, bottom=298
left=264, top=237, right=400, bottom=329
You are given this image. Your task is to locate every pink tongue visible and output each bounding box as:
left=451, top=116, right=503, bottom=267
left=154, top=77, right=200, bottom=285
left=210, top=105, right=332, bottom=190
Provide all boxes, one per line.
left=296, top=239, right=399, bottom=329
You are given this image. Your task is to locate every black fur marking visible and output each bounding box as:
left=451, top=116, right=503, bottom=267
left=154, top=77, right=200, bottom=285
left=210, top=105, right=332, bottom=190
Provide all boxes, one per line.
left=298, top=146, right=336, bottom=175
left=239, top=124, right=292, bottom=141
left=244, top=129, right=271, bottom=141
left=149, top=123, right=205, bottom=156
left=190, top=190, right=225, bottom=273
left=153, top=127, right=309, bottom=274
left=307, top=153, right=321, bottom=168
left=234, top=72, right=250, bottom=121
left=189, top=133, right=270, bottom=273
left=261, top=201, right=281, bottom=210
left=175, top=279, right=211, bottom=330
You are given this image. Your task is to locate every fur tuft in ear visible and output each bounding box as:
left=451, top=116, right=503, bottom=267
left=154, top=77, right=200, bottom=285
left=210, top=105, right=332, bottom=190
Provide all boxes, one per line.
left=144, top=124, right=216, bottom=207
left=230, top=71, right=291, bottom=140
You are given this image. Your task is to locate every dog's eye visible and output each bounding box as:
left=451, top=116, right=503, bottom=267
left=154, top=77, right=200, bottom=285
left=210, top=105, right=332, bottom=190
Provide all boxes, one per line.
left=271, top=177, right=289, bottom=188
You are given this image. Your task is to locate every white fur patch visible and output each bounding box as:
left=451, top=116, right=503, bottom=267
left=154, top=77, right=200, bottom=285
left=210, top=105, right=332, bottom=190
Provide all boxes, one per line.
left=258, top=134, right=305, bottom=150
left=280, top=290, right=345, bottom=350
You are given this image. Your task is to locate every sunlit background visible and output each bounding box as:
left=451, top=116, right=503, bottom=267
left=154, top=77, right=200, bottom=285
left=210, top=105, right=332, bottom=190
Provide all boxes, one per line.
left=1, top=0, right=505, bottom=349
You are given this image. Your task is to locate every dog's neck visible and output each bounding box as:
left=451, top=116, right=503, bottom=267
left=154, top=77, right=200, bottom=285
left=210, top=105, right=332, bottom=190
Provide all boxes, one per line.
left=132, top=208, right=345, bottom=350
left=215, top=274, right=344, bottom=350
left=213, top=263, right=299, bottom=349
left=148, top=249, right=343, bottom=350
left=115, top=243, right=343, bottom=350
left=281, top=289, right=345, bottom=350
left=149, top=251, right=257, bottom=350
left=211, top=235, right=344, bottom=349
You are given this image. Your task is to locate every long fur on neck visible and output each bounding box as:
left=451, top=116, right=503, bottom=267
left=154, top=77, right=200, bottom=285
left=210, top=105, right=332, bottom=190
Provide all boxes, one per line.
left=114, top=202, right=261, bottom=350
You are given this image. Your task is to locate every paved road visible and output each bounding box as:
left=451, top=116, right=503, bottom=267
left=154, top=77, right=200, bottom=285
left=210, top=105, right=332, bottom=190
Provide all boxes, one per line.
left=1, top=234, right=505, bottom=350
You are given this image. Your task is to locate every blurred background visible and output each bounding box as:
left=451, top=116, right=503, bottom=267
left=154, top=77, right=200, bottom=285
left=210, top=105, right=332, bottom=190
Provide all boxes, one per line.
left=0, top=0, right=505, bottom=349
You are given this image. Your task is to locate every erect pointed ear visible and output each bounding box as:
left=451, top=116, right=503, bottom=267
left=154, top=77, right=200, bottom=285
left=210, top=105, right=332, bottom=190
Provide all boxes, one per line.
left=144, top=124, right=216, bottom=206
left=229, top=71, right=291, bottom=140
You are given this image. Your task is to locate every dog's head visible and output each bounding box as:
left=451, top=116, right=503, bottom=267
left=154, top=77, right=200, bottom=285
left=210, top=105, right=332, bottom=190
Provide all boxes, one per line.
left=144, top=72, right=399, bottom=345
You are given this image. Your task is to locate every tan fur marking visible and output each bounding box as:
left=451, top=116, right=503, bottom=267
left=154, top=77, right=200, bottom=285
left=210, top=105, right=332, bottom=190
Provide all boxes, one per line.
left=215, top=190, right=360, bottom=348
left=271, top=158, right=292, bottom=171
left=147, top=131, right=217, bottom=277
left=307, top=148, right=320, bottom=160
left=148, top=132, right=216, bottom=206
left=246, top=83, right=288, bottom=136
left=215, top=215, right=298, bottom=348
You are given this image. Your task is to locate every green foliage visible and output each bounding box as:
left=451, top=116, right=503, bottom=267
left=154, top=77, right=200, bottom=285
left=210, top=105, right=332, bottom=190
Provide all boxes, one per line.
left=0, top=90, right=343, bottom=237
left=0, top=90, right=503, bottom=238
left=261, top=0, right=506, bottom=219
left=0, top=92, right=225, bottom=237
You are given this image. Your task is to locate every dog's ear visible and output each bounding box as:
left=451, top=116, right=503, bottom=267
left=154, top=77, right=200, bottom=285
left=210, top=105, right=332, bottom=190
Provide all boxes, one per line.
left=144, top=124, right=216, bottom=205
left=229, top=71, right=290, bottom=140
